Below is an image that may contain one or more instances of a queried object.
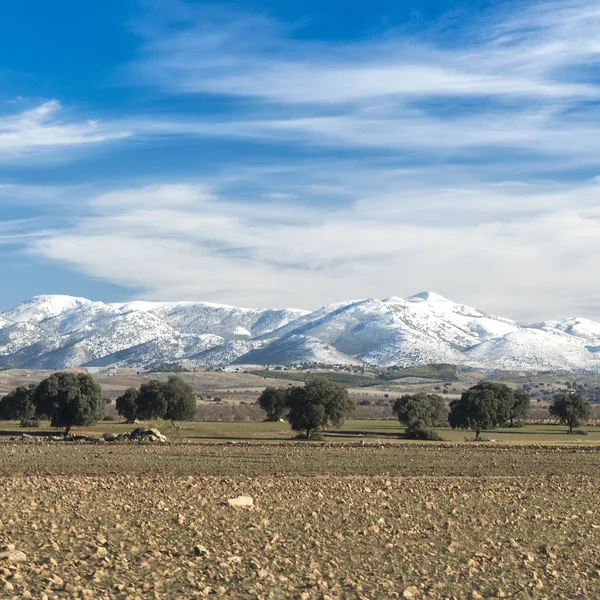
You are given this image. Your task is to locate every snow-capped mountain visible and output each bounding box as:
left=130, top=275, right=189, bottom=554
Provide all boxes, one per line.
left=1, top=292, right=600, bottom=372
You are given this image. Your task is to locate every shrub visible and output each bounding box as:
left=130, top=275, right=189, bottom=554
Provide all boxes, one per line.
left=408, top=427, right=444, bottom=441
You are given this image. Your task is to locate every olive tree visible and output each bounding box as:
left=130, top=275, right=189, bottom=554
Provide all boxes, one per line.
left=257, top=387, right=289, bottom=421
left=549, top=392, right=590, bottom=433
left=392, top=393, right=447, bottom=439
left=0, top=385, right=36, bottom=424
left=287, top=377, right=354, bottom=438
left=33, top=372, right=104, bottom=435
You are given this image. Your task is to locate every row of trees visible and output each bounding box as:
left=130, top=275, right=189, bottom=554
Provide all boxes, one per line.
left=0, top=372, right=105, bottom=434
left=392, top=383, right=591, bottom=439
left=0, top=373, right=199, bottom=434
left=115, top=376, right=197, bottom=422
left=258, top=377, right=354, bottom=438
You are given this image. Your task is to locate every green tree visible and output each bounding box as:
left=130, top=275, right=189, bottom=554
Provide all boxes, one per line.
left=135, top=380, right=168, bottom=420
left=0, top=385, right=36, bottom=423
left=392, top=393, right=447, bottom=439
left=449, top=382, right=515, bottom=440
left=33, top=372, right=104, bottom=435
left=115, top=388, right=139, bottom=423
left=287, top=377, right=353, bottom=438
left=257, top=387, right=290, bottom=421
left=549, top=392, right=590, bottom=433
left=163, top=376, right=197, bottom=421
left=510, top=390, right=531, bottom=425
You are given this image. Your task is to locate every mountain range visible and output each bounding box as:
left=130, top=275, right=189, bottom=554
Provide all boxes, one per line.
left=1, top=292, right=600, bottom=373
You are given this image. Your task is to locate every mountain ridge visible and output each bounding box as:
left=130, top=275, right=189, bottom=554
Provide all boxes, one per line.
left=1, top=292, right=599, bottom=372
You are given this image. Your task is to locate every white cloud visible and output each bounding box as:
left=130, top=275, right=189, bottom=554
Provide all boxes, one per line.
left=126, top=0, right=600, bottom=166
left=0, top=100, right=131, bottom=159
left=134, top=1, right=600, bottom=104
left=30, top=181, right=600, bottom=321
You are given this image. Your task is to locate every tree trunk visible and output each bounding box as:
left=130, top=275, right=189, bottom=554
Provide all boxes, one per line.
left=569, top=423, right=573, bottom=434
left=306, top=427, right=311, bottom=439
left=475, top=429, right=480, bottom=441
left=64, top=424, right=71, bottom=436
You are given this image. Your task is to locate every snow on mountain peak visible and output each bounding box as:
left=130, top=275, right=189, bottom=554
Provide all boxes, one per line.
left=0, top=292, right=599, bottom=372
left=4, top=295, right=94, bottom=323
left=407, top=291, right=452, bottom=303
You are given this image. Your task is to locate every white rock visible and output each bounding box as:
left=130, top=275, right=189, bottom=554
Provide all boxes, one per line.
left=227, top=496, right=254, bottom=508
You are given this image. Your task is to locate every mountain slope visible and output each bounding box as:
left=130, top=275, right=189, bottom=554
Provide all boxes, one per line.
left=0, top=293, right=599, bottom=372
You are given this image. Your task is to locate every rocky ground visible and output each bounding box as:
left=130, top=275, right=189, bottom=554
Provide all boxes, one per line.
left=2, top=444, right=600, bottom=599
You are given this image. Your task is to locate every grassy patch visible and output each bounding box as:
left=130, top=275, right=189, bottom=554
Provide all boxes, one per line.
left=380, top=363, right=459, bottom=382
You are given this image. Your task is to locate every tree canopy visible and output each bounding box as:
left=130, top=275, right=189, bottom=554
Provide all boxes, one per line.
left=287, top=377, right=353, bottom=438
left=510, top=390, right=531, bottom=424
left=115, top=388, right=139, bottom=423
left=449, top=382, right=526, bottom=440
left=257, top=386, right=289, bottom=421
left=392, top=393, right=447, bottom=439
left=0, top=384, right=36, bottom=423
left=33, top=372, right=104, bottom=435
left=124, top=376, right=197, bottom=421
left=163, top=376, right=197, bottom=421
left=135, top=380, right=168, bottom=420
left=549, top=392, right=590, bottom=433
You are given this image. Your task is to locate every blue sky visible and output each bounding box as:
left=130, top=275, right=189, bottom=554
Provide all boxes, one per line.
left=1, top=0, right=599, bottom=320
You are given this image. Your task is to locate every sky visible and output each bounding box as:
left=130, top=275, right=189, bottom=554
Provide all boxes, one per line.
left=0, top=0, right=599, bottom=321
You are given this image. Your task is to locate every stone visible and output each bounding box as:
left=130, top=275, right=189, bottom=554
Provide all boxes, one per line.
left=403, top=586, right=420, bottom=598
left=0, top=549, right=27, bottom=562
left=129, top=428, right=167, bottom=442
left=227, top=496, right=254, bottom=508
left=194, top=544, right=210, bottom=557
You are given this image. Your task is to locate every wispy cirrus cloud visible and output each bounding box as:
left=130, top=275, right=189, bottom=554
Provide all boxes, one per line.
left=125, top=0, right=600, bottom=170
left=0, top=100, right=131, bottom=160
left=133, top=1, right=600, bottom=103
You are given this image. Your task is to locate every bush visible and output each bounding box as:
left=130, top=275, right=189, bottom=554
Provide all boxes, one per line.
left=407, top=427, right=443, bottom=441
left=19, top=419, right=40, bottom=428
